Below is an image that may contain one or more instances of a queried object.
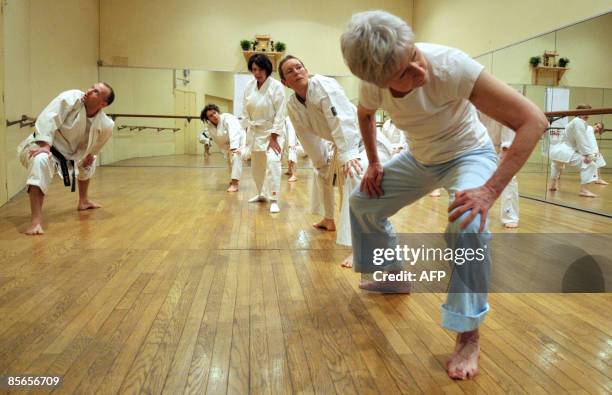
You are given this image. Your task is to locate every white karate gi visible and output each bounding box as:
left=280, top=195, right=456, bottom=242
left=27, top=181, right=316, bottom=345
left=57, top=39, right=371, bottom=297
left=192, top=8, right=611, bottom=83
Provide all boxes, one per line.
left=549, top=117, right=598, bottom=185
left=381, top=119, right=408, bottom=156
left=206, top=113, right=246, bottom=180
left=241, top=77, right=285, bottom=201
left=480, top=113, right=519, bottom=225
left=286, top=74, right=392, bottom=246
left=17, top=90, right=114, bottom=194
left=198, top=130, right=211, bottom=146
left=284, top=117, right=305, bottom=163
left=585, top=125, right=607, bottom=169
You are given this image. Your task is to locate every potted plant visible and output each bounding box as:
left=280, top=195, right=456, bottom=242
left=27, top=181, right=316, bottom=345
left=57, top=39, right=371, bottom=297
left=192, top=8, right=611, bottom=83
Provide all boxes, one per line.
left=529, top=56, right=541, bottom=67
left=240, top=40, right=251, bottom=51
left=558, top=57, right=570, bottom=68
left=274, top=41, right=286, bottom=52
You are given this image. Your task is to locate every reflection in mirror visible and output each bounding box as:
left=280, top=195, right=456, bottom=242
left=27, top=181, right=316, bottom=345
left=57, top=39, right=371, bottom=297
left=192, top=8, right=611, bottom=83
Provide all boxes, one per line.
left=487, top=12, right=611, bottom=216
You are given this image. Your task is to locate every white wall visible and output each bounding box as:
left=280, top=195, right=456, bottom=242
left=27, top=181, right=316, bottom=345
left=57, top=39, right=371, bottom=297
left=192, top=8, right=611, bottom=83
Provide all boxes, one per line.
left=99, top=0, right=414, bottom=75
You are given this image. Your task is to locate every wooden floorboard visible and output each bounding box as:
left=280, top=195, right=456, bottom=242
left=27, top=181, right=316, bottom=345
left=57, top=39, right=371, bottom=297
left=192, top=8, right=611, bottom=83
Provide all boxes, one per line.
left=0, top=154, right=610, bottom=394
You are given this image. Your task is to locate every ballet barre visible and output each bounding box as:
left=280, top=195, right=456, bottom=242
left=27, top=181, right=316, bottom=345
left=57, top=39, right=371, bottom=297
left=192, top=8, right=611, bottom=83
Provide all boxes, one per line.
left=108, top=113, right=200, bottom=122
left=545, top=107, right=612, bottom=123
left=6, top=115, right=36, bottom=128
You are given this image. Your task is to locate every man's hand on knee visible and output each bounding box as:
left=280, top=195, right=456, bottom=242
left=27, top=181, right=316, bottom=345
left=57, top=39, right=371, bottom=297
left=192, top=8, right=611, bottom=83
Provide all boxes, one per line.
left=448, top=185, right=498, bottom=232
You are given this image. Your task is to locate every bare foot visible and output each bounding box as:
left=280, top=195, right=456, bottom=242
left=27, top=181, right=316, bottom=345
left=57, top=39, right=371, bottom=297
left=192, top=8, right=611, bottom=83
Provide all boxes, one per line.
left=78, top=200, right=102, bottom=211
left=359, top=271, right=411, bottom=293
left=503, top=222, right=518, bottom=229
left=288, top=175, right=298, bottom=182
left=25, top=223, right=44, bottom=236
left=340, top=254, right=353, bottom=268
left=447, top=330, right=480, bottom=380
left=226, top=184, right=239, bottom=192
left=579, top=190, right=597, bottom=198
left=313, top=218, right=336, bottom=232
left=429, top=189, right=441, bottom=197
left=548, top=181, right=558, bottom=191
left=595, top=179, right=608, bottom=185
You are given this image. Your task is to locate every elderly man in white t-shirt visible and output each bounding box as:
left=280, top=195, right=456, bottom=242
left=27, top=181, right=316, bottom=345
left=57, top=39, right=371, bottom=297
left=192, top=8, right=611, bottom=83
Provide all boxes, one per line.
left=341, top=11, right=547, bottom=380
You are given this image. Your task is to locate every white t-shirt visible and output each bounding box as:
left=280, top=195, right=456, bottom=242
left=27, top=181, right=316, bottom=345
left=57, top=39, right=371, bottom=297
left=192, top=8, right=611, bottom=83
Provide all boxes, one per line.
left=359, top=43, right=490, bottom=165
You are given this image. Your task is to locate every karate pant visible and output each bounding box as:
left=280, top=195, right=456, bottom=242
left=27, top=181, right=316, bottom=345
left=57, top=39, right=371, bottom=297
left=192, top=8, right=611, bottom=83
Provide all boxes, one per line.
left=550, top=154, right=598, bottom=185
left=223, top=149, right=242, bottom=180
left=251, top=148, right=282, bottom=201
left=500, top=176, right=519, bottom=225
left=311, top=142, right=391, bottom=246
left=287, top=146, right=306, bottom=163
left=349, top=145, right=497, bottom=332
left=19, top=143, right=96, bottom=194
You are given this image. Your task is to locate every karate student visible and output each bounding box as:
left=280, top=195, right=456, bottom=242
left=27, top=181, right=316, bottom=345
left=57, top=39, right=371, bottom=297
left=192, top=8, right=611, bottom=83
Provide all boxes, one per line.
left=284, top=117, right=299, bottom=182
left=279, top=55, right=393, bottom=268
left=198, top=129, right=212, bottom=158
left=548, top=105, right=599, bottom=197
left=200, top=104, right=246, bottom=192
left=586, top=122, right=607, bottom=185
left=381, top=119, right=408, bottom=156
left=341, top=11, right=547, bottom=380
left=17, top=82, right=116, bottom=235
left=242, top=54, right=285, bottom=213
left=480, top=113, right=519, bottom=228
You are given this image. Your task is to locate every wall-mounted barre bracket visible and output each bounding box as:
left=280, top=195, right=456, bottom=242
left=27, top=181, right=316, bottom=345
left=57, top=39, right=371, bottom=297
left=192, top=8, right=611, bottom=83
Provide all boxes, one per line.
left=6, top=115, right=36, bottom=128
left=118, top=124, right=182, bottom=133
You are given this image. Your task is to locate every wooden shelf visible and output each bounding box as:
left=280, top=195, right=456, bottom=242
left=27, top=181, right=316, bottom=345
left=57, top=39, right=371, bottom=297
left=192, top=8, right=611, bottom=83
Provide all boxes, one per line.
left=533, top=66, right=569, bottom=85
left=242, top=50, right=285, bottom=71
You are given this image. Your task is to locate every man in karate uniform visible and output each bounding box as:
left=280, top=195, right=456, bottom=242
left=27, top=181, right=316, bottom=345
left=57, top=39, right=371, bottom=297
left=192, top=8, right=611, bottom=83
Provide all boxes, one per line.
left=381, top=119, right=408, bottom=156
left=200, top=104, right=246, bottom=192
left=549, top=105, right=599, bottom=197
left=17, top=82, right=115, bottom=235
left=279, top=55, right=393, bottom=268
left=480, top=113, right=519, bottom=228
left=586, top=122, right=607, bottom=185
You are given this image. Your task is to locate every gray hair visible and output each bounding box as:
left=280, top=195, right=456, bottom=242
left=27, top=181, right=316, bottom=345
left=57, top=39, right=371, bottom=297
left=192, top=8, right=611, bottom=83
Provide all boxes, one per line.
left=340, top=11, right=415, bottom=87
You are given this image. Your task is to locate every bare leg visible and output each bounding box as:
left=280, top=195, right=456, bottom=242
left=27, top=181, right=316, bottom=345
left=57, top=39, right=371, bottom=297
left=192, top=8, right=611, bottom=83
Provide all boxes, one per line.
left=77, top=179, right=102, bottom=210
left=227, top=179, right=239, bottom=192
left=548, top=177, right=559, bottom=191
left=595, top=171, right=608, bottom=185
left=313, top=217, right=336, bottom=231
left=447, top=329, right=480, bottom=380
left=25, top=185, right=45, bottom=235
left=287, top=161, right=297, bottom=182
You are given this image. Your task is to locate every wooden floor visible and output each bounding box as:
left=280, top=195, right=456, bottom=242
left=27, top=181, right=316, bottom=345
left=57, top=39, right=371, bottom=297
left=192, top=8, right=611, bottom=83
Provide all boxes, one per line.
left=0, top=154, right=611, bottom=394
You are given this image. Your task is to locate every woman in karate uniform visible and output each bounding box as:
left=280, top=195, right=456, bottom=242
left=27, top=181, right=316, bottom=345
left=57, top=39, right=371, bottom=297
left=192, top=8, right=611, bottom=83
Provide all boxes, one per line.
left=242, top=54, right=286, bottom=213
left=200, top=104, right=246, bottom=192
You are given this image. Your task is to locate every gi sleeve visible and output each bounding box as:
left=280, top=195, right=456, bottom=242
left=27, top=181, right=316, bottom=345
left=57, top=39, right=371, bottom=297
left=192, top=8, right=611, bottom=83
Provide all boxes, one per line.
left=318, top=79, right=361, bottom=164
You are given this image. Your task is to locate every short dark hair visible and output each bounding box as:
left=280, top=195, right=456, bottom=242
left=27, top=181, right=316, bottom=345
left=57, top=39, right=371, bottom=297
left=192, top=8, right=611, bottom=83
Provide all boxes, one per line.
left=200, top=104, right=220, bottom=122
left=247, top=53, right=273, bottom=77
left=576, top=104, right=592, bottom=110
left=278, top=55, right=305, bottom=80
left=102, top=82, right=115, bottom=106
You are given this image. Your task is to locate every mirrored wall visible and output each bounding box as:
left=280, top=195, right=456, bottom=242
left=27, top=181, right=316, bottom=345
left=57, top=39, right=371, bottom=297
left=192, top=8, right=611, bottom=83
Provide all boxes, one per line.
left=474, top=12, right=612, bottom=216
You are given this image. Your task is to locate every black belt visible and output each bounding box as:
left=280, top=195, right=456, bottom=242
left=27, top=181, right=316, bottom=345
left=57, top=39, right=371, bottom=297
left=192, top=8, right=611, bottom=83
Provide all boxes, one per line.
left=32, top=132, right=76, bottom=192
left=50, top=146, right=76, bottom=192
